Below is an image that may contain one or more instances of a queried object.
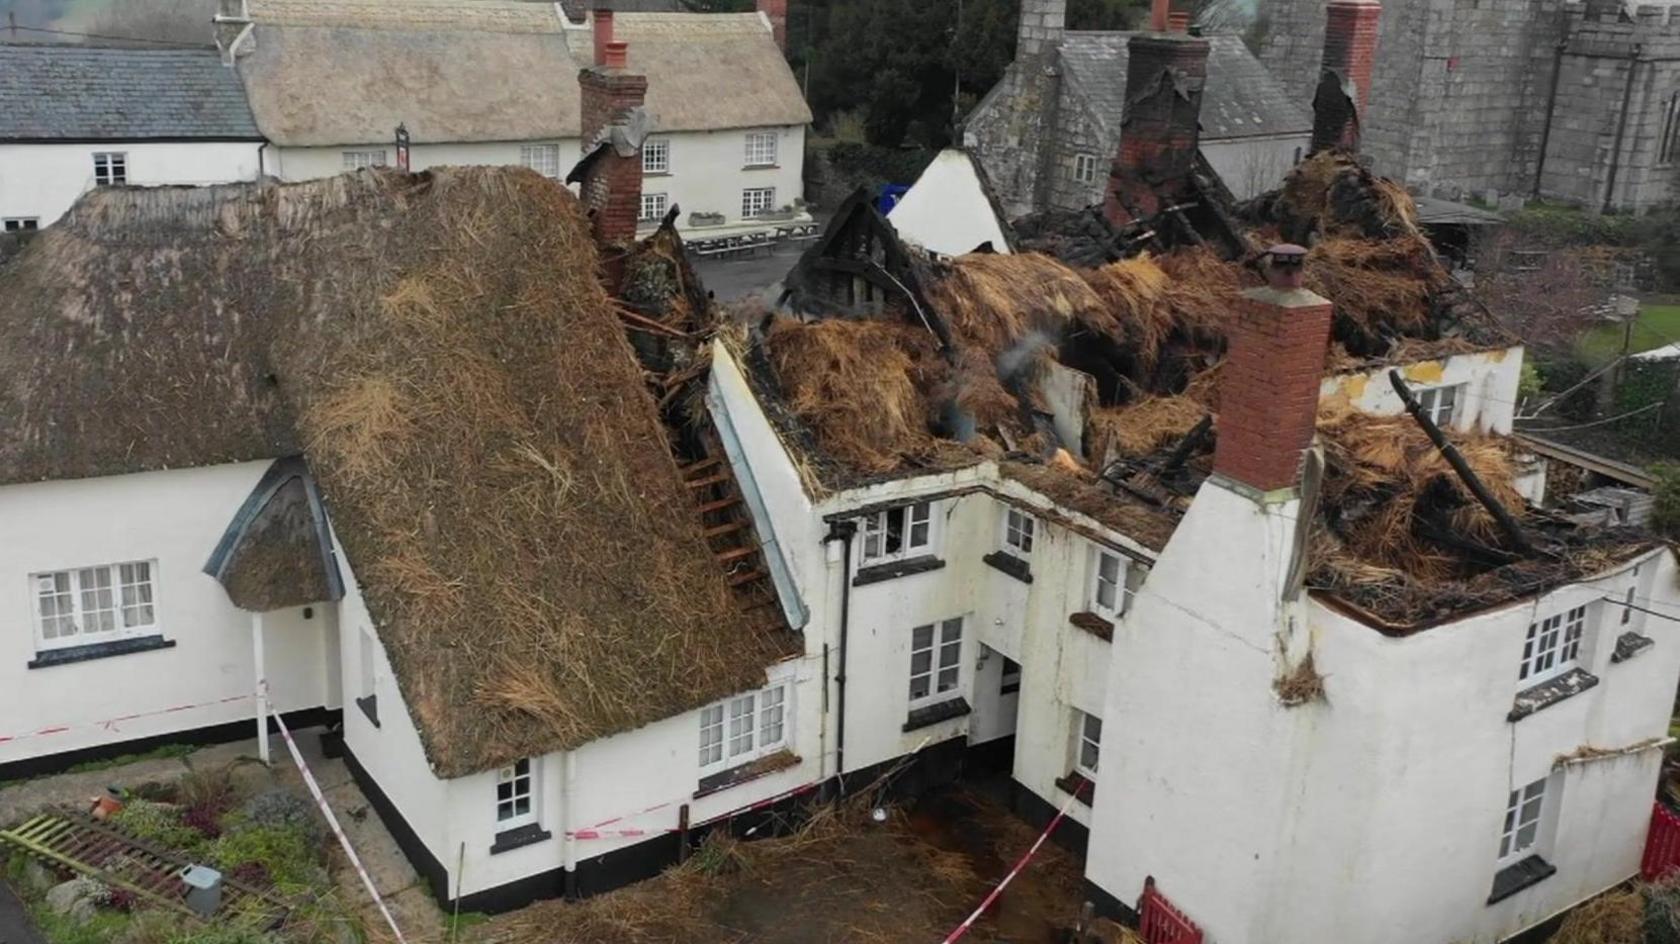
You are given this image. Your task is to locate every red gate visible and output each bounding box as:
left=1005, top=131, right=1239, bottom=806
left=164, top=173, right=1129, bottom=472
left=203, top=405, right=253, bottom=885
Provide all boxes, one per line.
left=1138, top=877, right=1204, bottom=944
left=1643, top=802, right=1680, bottom=881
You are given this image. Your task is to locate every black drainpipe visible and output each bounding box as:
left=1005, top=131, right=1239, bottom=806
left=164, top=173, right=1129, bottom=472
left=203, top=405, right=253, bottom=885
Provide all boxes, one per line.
left=822, top=519, right=857, bottom=785
left=1532, top=36, right=1568, bottom=198
left=1602, top=44, right=1643, bottom=214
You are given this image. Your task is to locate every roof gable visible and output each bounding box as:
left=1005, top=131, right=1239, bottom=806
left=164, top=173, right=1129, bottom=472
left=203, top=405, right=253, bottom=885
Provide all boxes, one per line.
left=0, top=44, right=261, bottom=142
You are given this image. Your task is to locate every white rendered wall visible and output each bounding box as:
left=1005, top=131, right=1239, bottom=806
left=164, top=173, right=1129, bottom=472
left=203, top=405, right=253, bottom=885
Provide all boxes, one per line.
left=0, top=461, right=335, bottom=767
left=0, top=141, right=262, bottom=228
left=889, top=149, right=1014, bottom=256
left=1202, top=133, right=1311, bottom=200
left=1321, top=347, right=1526, bottom=434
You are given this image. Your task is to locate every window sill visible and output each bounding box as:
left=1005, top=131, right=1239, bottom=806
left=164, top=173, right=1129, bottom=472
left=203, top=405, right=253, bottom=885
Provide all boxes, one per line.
left=1069, top=612, right=1114, bottom=642
left=643, top=171, right=671, bottom=178
left=903, top=697, right=971, bottom=733
left=27, top=634, right=175, bottom=669
left=489, top=823, right=552, bottom=856
left=356, top=694, right=381, bottom=729
left=983, top=551, right=1033, bottom=584
left=1487, top=855, right=1555, bottom=904
left=1508, top=668, right=1599, bottom=722
left=1611, top=632, right=1655, bottom=664
left=1054, top=771, right=1095, bottom=806
left=853, top=555, right=946, bottom=587
left=694, top=749, right=800, bottom=799
left=742, top=164, right=780, bottom=171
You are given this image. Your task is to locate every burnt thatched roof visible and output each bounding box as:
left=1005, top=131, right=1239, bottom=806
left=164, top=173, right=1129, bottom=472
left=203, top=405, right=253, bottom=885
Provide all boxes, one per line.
left=0, top=168, right=789, bottom=776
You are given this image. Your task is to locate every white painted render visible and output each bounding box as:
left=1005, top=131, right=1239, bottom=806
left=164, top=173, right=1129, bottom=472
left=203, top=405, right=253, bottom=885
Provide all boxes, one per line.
left=1201, top=133, right=1311, bottom=201
left=0, top=461, right=337, bottom=767
left=889, top=149, right=1014, bottom=256
left=0, top=141, right=263, bottom=229
left=1321, top=346, right=1527, bottom=434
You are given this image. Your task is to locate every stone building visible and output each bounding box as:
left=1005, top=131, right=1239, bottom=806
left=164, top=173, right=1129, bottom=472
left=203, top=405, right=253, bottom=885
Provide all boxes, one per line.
left=964, top=0, right=1311, bottom=213
left=1256, top=0, right=1680, bottom=212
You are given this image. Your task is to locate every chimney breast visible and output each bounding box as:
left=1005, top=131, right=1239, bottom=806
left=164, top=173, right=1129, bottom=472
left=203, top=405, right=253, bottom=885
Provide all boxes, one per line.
left=593, top=8, right=615, bottom=67
left=1102, top=32, right=1209, bottom=225
left=1211, top=278, right=1333, bottom=494
left=578, top=46, right=649, bottom=246
left=758, top=0, right=788, bottom=54
left=1310, top=0, right=1381, bottom=154
left=1016, top=0, right=1068, bottom=60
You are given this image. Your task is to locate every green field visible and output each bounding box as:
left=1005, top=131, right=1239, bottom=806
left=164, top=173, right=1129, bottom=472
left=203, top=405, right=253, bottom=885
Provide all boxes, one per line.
left=1578, top=302, right=1680, bottom=366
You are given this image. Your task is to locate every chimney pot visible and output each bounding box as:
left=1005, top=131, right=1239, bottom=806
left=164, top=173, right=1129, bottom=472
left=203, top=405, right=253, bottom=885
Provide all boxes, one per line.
left=1264, top=244, right=1309, bottom=289
left=1168, top=11, right=1191, bottom=31
left=593, top=9, right=615, bottom=67
left=604, top=40, right=629, bottom=70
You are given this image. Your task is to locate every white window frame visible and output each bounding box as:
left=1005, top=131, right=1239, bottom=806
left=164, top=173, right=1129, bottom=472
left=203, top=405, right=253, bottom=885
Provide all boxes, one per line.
left=640, top=192, right=669, bottom=222
left=519, top=143, right=562, bottom=179
left=1416, top=383, right=1464, bottom=428
left=908, top=617, right=964, bottom=708
left=1518, top=604, right=1588, bottom=684
left=1002, top=508, right=1036, bottom=559
left=495, top=758, right=538, bottom=831
left=1088, top=546, right=1127, bottom=619
left=859, top=501, right=935, bottom=566
left=3, top=218, right=39, bottom=232
left=31, top=561, right=159, bottom=652
left=342, top=150, right=388, bottom=170
left=744, top=131, right=778, bottom=167
left=1073, top=153, right=1100, bottom=185
left=92, top=152, right=127, bottom=186
left=1497, top=776, right=1546, bottom=865
left=741, top=187, right=777, bottom=219
left=1074, top=711, right=1102, bottom=780
left=698, top=682, right=790, bottom=777
left=642, top=138, right=670, bottom=175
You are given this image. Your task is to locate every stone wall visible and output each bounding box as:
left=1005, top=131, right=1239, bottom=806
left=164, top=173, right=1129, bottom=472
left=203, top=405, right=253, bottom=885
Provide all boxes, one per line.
left=964, top=62, right=1063, bottom=218
left=1045, top=92, right=1109, bottom=211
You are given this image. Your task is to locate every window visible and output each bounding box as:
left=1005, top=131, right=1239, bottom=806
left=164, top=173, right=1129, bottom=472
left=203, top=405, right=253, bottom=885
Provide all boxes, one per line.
left=33, top=561, right=157, bottom=650
left=1089, top=547, right=1126, bottom=619
left=1075, top=711, right=1102, bottom=779
left=3, top=218, right=39, bottom=232
left=741, top=187, right=777, bottom=218
left=909, top=617, right=963, bottom=706
left=1073, top=153, right=1100, bottom=185
left=342, top=150, right=387, bottom=170
left=519, top=144, right=562, bottom=179
left=92, top=152, right=127, bottom=186
left=1518, top=605, right=1588, bottom=683
left=640, top=192, right=669, bottom=222
left=1003, top=509, right=1035, bottom=558
left=1498, top=777, right=1546, bottom=864
left=642, top=138, right=670, bottom=174
left=699, top=683, right=790, bottom=774
left=744, top=131, right=778, bottom=167
left=495, top=759, right=537, bottom=829
left=1415, top=384, right=1463, bottom=428
left=1661, top=92, right=1680, bottom=166
left=860, top=502, right=934, bottom=565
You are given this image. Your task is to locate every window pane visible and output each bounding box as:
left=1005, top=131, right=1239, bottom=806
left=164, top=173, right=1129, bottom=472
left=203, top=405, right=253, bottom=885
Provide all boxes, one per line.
left=936, top=666, right=958, bottom=691
left=885, top=507, right=904, bottom=555
left=939, top=640, right=961, bottom=668
left=1084, top=715, right=1103, bottom=743
left=909, top=675, right=930, bottom=700
left=1080, top=739, right=1099, bottom=771
left=79, top=567, right=117, bottom=634
left=497, top=782, right=512, bottom=802
left=1515, top=820, right=1538, bottom=850
left=941, top=618, right=963, bottom=643
left=912, top=624, right=933, bottom=650
left=910, top=650, right=932, bottom=675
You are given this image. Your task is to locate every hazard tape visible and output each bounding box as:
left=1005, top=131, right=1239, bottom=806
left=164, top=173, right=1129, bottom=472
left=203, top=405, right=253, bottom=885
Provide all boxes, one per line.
left=568, top=781, right=822, bottom=840
left=939, top=781, right=1087, bottom=944
left=0, top=693, right=254, bottom=746
left=265, top=684, right=408, bottom=944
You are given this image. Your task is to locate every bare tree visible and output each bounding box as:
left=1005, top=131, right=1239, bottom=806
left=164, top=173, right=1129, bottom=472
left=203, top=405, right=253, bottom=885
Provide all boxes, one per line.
left=85, top=0, right=217, bottom=45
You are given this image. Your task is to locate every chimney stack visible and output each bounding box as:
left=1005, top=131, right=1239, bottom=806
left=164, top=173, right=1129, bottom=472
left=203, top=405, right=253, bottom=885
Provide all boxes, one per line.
left=1310, top=0, right=1381, bottom=154
left=593, top=8, right=615, bottom=67
left=578, top=40, right=648, bottom=245
left=1016, top=0, right=1067, bottom=60
left=1211, top=245, right=1334, bottom=494
left=1102, top=31, right=1209, bottom=226
left=758, top=0, right=788, bottom=54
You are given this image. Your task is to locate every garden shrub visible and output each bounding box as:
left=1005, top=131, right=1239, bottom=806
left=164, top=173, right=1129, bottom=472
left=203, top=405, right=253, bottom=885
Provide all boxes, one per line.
left=176, top=765, right=239, bottom=816
left=211, top=825, right=320, bottom=889
left=238, top=789, right=322, bottom=846
left=1652, top=463, right=1680, bottom=542
left=110, top=801, right=206, bottom=855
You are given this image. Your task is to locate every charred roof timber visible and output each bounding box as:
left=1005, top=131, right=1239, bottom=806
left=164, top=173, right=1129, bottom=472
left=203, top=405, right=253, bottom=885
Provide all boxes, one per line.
left=1310, top=0, right=1382, bottom=156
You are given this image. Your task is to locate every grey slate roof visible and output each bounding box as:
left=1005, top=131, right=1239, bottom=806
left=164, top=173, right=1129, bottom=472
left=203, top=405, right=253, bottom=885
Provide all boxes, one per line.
left=0, top=44, right=261, bottom=142
left=1058, top=32, right=1310, bottom=142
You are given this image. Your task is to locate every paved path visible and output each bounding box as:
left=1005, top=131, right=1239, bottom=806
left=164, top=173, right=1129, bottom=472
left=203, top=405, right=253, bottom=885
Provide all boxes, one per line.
left=692, top=240, right=807, bottom=304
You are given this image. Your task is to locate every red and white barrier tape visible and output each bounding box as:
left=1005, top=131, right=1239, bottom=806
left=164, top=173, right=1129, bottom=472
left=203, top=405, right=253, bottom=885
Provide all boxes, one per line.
left=266, top=688, right=408, bottom=944
left=568, top=780, right=822, bottom=840
left=0, top=693, right=254, bottom=746
left=939, top=783, right=1086, bottom=944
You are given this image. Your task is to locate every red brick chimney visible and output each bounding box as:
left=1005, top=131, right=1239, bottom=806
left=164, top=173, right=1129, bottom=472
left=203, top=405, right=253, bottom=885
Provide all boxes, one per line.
left=593, top=8, right=614, bottom=67
left=1310, top=0, right=1381, bottom=154
left=1102, top=31, right=1209, bottom=226
left=578, top=40, right=648, bottom=245
left=758, top=0, right=788, bottom=54
left=1212, top=246, right=1334, bottom=494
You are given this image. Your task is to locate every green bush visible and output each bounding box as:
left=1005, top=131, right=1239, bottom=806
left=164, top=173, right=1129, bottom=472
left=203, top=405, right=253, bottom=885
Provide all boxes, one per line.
left=109, top=801, right=206, bottom=856
left=176, top=765, right=239, bottom=814
left=1518, top=360, right=1544, bottom=405
left=237, top=789, right=322, bottom=846
left=1652, top=463, right=1680, bottom=542
left=27, top=900, right=132, bottom=944
left=210, top=825, right=320, bottom=889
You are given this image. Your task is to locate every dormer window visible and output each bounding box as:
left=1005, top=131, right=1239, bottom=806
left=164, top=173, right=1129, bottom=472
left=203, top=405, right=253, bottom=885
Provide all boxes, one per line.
left=860, top=501, right=934, bottom=565
left=1416, top=383, right=1464, bottom=428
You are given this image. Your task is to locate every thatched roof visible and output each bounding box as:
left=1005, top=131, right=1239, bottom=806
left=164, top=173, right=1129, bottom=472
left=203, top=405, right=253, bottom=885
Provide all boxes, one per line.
left=0, top=167, right=790, bottom=776
left=205, top=457, right=344, bottom=612
left=237, top=0, right=812, bottom=146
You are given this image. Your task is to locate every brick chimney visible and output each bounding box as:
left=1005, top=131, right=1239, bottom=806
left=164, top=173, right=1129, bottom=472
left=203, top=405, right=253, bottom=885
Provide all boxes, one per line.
left=1016, top=0, right=1067, bottom=60
left=1102, top=31, right=1209, bottom=225
left=1211, top=246, right=1334, bottom=494
left=1309, top=0, right=1381, bottom=154
left=758, top=0, right=788, bottom=54
left=578, top=40, right=648, bottom=245
left=593, top=8, right=614, bottom=67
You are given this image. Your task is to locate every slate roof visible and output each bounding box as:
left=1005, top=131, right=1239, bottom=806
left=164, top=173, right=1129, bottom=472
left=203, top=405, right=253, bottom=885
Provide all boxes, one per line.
left=1058, top=32, right=1310, bottom=142
left=0, top=44, right=261, bottom=142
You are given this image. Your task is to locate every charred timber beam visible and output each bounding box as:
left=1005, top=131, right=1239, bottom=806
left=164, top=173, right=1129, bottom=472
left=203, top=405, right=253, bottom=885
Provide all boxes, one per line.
left=1388, top=371, right=1536, bottom=557
left=1160, top=414, right=1215, bottom=475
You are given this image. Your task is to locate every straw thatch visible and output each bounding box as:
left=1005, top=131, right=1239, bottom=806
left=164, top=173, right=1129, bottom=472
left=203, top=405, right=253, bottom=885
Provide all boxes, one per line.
left=0, top=168, right=790, bottom=777
left=217, top=475, right=340, bottom=613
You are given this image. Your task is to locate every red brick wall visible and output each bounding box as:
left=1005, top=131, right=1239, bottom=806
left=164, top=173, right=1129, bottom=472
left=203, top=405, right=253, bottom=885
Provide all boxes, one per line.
left=1212, top=289, right=1334, bottom=493
left=579, top=66, right=648, bottom=245
left=1311, top=0, right=1381, bottom=153
left=758, top=0, right=788, bottom=53
left=1102, top=33, right=1209, bottom=225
